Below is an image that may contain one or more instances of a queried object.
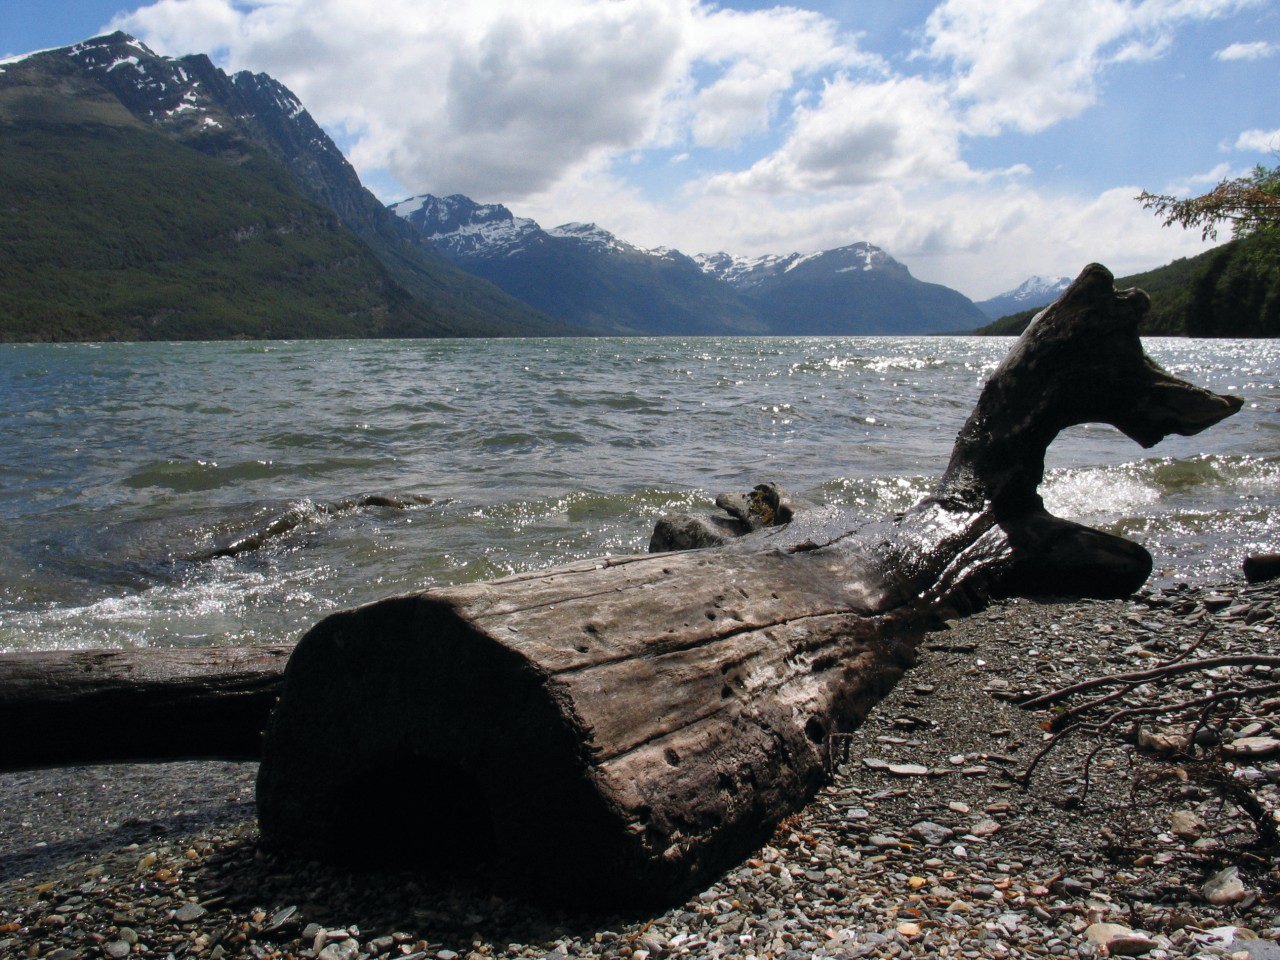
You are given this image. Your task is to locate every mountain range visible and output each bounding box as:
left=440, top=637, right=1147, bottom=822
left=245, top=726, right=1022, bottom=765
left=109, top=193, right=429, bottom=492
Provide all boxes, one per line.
left=5, top=32, right=1266, bottom=342
left=392, top=193, right=989, bottom=336
left=390, top=194, right=767, bottom=336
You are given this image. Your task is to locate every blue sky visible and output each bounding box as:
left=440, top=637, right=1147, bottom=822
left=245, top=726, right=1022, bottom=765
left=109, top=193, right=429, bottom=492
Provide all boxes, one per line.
left=3, top=0, right=1276, bottom=298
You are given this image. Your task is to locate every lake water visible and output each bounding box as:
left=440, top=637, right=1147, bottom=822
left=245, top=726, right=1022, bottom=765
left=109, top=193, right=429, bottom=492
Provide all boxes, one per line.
left=1, top=336, right=1276, bottom=653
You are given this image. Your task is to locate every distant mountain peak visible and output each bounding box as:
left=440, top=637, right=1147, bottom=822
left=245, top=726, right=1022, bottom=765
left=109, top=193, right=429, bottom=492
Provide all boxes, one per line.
left=975, top=275, right=1071, bottom=320
left=695, top=241, right=902, bottom=290
left=391, top=193, right=541, bottom=257
left=395, top=195, right=658, bottom=260
left=1010, top=275, right=1071, bottom=299
left=547, top=221, right=644, bottom=256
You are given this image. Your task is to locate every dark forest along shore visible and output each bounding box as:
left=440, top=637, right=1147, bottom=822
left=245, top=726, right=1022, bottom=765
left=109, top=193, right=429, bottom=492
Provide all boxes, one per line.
left=1, top=336, right=1277, bottom=653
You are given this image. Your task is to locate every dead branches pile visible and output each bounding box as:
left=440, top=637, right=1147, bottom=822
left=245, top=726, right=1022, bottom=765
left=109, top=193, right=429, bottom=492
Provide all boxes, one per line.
left=1009, top=583, right=1280, bottom=853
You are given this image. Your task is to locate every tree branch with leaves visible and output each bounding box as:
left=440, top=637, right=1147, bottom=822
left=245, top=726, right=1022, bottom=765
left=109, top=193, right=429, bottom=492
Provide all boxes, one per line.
left=1139, top=162, right=1280, bottom=266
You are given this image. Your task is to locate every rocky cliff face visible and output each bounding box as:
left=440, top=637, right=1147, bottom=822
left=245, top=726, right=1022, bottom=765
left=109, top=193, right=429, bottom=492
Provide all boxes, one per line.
left=51, top=34, right=369, bottom=222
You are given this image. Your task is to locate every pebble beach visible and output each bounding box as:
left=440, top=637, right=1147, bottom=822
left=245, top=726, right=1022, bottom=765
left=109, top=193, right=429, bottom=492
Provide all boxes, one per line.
left=3, top=579, right=1278, bottom=960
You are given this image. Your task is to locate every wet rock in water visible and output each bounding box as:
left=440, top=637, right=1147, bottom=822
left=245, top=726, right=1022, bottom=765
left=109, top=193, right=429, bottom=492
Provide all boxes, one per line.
left=650, top=483, right=798, bottom=551
left=1244, top=553, right=1280, bottom=584
left=648, top=513, right=749, bottom=551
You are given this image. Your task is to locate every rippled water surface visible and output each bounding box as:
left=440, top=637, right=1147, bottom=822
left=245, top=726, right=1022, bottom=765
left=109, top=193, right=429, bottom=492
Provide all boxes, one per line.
left=1, top=336, right=1276, bottom=651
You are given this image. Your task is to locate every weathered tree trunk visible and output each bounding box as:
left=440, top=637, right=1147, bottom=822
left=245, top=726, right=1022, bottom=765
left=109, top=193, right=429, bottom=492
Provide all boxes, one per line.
left=252, top=263, right=1241, bottom=905
left=0, top=646, right=290, bottom=770
left=0, top=264, right=1243, bottom=904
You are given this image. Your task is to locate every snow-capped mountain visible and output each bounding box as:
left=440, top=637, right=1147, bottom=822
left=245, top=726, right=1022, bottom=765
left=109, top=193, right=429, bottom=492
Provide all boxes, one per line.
left=697, top=243, right=984, bottom=336
left=547, top=221, right=648, bottom=256
left=394, top=194, right=661, bottom=261
left=976, top=276, right=1072, bottom=321
left=52, top=34, right=357, bottom=216
left=390, top=195, right=541, bottom=257
left=0, top=33, right=564, bottom=340
left=694, top=244, right=899, bottom=290
left=393, top=194, right=765, bottom=336
left=396, top=193, right=988, bottom=336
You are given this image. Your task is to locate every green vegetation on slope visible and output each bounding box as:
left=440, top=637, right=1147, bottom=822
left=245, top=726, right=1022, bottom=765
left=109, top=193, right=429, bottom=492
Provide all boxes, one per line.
left=0, top=37, right=571, bottom=343
left=0, top=119, right=472, bottom=341
left=976, top=237, right=1280, bottom=337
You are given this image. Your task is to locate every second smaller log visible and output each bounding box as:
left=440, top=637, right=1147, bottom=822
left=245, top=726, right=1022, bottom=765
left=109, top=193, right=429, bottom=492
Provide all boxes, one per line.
left=1245, top=553, right=1280, bottom=584
left=0, top=645, right=290, bottom=771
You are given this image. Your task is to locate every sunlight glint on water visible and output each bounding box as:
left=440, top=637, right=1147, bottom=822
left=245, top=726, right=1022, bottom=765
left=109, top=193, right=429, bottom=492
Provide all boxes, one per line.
left=0, top=336, right=1275, bottom=652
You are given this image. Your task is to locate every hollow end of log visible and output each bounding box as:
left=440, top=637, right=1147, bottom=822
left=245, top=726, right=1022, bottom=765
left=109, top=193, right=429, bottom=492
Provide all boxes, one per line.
left=255, top=595, right=640, bottom=902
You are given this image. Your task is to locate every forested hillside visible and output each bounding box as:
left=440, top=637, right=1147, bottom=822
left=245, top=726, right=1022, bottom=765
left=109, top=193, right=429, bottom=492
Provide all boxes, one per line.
left=977, top=238, right=1279, bottom=337
left=0, top=35, right=567, bottom=342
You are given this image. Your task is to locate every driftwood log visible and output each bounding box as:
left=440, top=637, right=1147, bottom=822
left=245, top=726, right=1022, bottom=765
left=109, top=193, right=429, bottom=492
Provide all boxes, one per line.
left=0, top=646, right=290, bottom=769
left=0, top=264, right=1243, bottom=906
left=252, top=264, right=1241, bottom=905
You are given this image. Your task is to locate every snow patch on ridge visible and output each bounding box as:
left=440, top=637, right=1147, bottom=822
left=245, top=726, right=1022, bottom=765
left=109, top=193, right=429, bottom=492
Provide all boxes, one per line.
left=548, top=222, right=635, bottom=255
left=695, top=242, right=895, bottom=289
left=392, top=194, right=541, bottom=256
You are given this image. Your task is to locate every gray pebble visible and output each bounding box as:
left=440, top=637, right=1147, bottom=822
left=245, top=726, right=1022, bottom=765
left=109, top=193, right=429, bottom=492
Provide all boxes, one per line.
left=909, top=820, right=955, bottom=846
left=173, top=902, right=207, bottom=923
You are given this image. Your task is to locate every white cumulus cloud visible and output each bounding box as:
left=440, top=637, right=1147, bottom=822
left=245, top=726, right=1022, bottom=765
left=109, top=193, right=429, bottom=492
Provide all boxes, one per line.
left=1215, top=40, right=1279, bottom=60
left=121, top=0, right=696, bottom=197
left=117, top=0, right=880, bottom=199
left=922, top=0, right=1263, bottom=135
left=1235, top=128, right=1280, bottom=152
left=703, top=74, right=972, bottom=194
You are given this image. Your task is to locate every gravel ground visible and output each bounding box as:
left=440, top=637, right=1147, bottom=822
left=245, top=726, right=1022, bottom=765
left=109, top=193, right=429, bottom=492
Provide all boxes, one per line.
left=2, top=579, right=1278, bottom=960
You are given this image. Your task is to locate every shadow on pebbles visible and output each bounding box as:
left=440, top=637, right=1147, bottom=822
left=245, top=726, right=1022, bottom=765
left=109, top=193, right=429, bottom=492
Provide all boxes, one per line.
left=2, top=580, right=1279, bottom=959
